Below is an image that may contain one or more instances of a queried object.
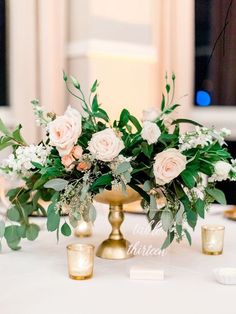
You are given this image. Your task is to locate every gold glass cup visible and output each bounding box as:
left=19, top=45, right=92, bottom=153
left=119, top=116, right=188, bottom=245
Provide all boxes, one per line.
left=201, top=225, right=225, bottom=255
left=74, top=221, right=93, bottom=237
left=66, top=244, right=94, bottom=280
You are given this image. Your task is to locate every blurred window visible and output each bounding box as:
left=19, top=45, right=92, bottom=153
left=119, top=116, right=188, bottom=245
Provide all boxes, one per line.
left=195, top=0, right=236, bottom=107
left=0, top=0, right=7, bottom=106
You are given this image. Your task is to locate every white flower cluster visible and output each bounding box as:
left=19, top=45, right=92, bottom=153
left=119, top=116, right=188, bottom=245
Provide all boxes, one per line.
left=1, top=144, right=51, bottom=176
left=179, top=127, right=231, bottom=152
left=209, top=160, right=232, bottom=182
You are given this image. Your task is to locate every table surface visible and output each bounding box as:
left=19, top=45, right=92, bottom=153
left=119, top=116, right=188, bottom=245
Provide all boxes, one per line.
left=1, top=203, right=236, bottom=314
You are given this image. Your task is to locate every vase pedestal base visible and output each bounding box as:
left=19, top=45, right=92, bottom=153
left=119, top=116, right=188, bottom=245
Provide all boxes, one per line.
left=96, top=238, right=133, bottom=260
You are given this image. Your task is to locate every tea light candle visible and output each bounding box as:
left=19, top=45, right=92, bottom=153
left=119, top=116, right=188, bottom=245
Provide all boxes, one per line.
left=67, top=244, right=94, bottom=280
left=201, top=225, right=225, bottom=255
left=74, top=221, right=93, bottom=237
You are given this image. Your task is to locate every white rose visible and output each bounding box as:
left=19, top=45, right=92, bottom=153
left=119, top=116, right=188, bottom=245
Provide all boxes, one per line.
left=141, top=121, right=161, bottom=145
left=88, top=128, right=124, bottom=162
left=48, top=106, right=82, bottom=157
left=153, top=148, right=187, bottom=185
left=142, top=107, right=160, bottom=122
left=214, top=161, right=231, bottom=180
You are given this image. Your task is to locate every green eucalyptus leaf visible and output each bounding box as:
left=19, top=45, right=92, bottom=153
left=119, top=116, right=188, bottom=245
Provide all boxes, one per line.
left=184, top=229, right=192, bottom=245
left=61, top=222, right=71, bottom=237
left=161, top=231, right=175, bottom=250
left=47, top=212, right=60, bottom=232
left=176, top=224, right=183, bottom=238
left=26, top=224, right=40, bottom=241
left=176, top=204, right=184, bottom=225
left=7, top=206, right=20, bottom=222
left=161, top=210, right=173, bottom=232
left=0, top=220, right=5, bottom=237
left=150, top=194, right=157, bottom=211
left=116, top=162, right=131, bottom=174
left=89, top=204, right=96, bottom=223
left=44, top=179, right=68, bottom=191
left=143, top=180, right=151, bottom=192
left=4, top=225, right=21, bottom=244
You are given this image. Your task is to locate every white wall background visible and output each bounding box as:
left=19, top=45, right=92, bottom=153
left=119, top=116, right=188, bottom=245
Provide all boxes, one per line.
left=2, top=0, right=234, bottom=145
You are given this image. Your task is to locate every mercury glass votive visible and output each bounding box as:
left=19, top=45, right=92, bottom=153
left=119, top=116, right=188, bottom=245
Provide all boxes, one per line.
left=67, top=244, right=94, bottom=280
left=201, top=225, right=225, bottom=255
left=74, top=220, right=93, bottom=237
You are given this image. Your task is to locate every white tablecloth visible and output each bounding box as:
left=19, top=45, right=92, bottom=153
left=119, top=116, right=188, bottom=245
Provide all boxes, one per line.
left=1, top=203, right=236, bottom=314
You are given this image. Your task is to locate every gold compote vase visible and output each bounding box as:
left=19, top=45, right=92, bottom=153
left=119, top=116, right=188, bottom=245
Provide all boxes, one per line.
left=94, top=186, right=141, bottom=260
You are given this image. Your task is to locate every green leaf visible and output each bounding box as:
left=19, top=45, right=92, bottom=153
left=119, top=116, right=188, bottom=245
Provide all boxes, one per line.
left=129, top=115, right=142, bottom=132
left=143, top=180, right=151, bottom=192
left=89, top=204, right=96, bottom=222
left=161, top=231, right=175, bottom=250
left=195, top=198, right=205, bottom=218
left=47, top=211, right=60, bottom=232
left=161, top=210, right=173, bottom=232
left=92, top=94, right=99, bottom=112
left=150, top=194, right=157, bottom=211
left=8, top=239, right=21, bottom=251
left=94, top=108, right=109, bottom=122
left=0, top=118, right=11, bottom=136
left=184, top=229, right=192, bottom=245
left=116, top=162, right=131, bottom=175
left=176, top=224, right=182, bottom=238
left=91, top=80, right=98, bottom=93
left=206, top=188, right=226, bottom=205
left=171, top=118, right=203, bottom=127
left=186, top=210, right=197, bottom=229
left=44, top=179, right=68, bottom=191
left=141, top=142, right=151, bottom=158
left=118, top=109, right=130, bottom=128
left=176, top=204, right=184, bottom=224
left=181, top=170, right=196, bottom=189
left=26, top=224, right=40, bottom=241
left=4, top=225, right=21, bottom=243
left=71, top=76, right=80, bottom=89
left=91, top=174, right=113, bottom=190
left=12, top=125, right=26, bottom=144
left=63, top=70, right=68, bottom=82
left=0, top=220, right=5, bottom=237
left=7, top=206, right=20, bottom=222
left=61, top=222, right=71, bottom=237
left=161, top=93, right=165, bottom=111
left=31, top=162, right=43, bottom=169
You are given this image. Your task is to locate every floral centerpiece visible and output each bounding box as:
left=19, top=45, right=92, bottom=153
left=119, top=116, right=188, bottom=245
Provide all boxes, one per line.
left=0, top=73, right=235, bottom=251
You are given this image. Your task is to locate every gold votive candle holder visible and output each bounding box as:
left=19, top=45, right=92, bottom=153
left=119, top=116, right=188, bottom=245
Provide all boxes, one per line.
left=66, top=243, right=94, bottom=280
left=201, top=225, right=225, bottom=255
left=74, top=220, right=93, bottom=237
